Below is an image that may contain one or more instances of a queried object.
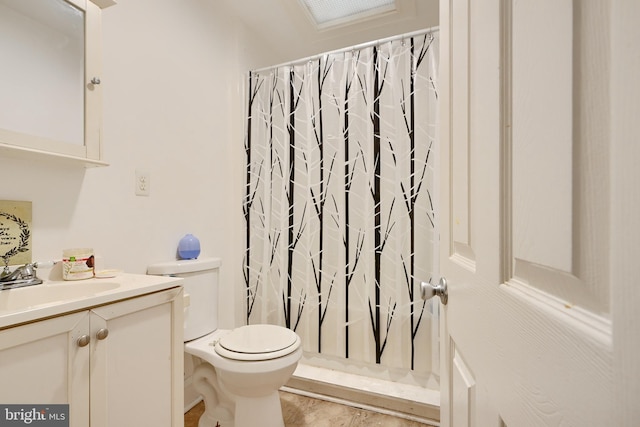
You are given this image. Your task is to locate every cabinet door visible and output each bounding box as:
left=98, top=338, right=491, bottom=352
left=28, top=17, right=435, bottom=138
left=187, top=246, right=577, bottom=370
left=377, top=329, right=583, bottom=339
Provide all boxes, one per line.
left=0, top=0, right=106, bottom=166
left=0, top=311, right=90, bottom=426
left=89, top=287, right=183, bottom=427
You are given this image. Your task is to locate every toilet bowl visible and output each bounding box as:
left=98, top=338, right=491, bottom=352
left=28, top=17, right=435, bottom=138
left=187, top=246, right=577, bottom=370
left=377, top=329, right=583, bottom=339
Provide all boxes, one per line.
left=147, top=258, right=302, bottom=427
left=186, top=325, right=302, bottom=427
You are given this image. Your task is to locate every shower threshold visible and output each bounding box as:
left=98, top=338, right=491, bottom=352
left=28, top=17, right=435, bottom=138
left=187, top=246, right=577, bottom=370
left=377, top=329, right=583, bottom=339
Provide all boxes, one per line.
left=283, top=363, right=440, bottom=425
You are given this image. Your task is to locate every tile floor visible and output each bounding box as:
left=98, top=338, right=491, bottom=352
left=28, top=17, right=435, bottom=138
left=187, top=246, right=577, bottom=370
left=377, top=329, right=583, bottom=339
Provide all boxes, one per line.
left=184, top=391, right=435, bottom=427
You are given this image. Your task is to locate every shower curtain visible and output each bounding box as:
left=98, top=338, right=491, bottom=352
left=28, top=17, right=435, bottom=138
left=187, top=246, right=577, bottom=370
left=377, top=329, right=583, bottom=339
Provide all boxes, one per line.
left=243, top=30, right=439, bottom=375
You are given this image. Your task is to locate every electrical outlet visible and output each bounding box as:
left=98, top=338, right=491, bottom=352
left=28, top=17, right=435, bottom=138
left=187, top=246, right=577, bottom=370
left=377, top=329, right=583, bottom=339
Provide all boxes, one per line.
left=135, top=170, right=150, bottom=196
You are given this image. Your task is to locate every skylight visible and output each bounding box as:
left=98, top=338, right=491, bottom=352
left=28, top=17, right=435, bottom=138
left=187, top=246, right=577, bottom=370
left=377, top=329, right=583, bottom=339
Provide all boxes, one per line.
left=299, top=0, right=396, bottom=28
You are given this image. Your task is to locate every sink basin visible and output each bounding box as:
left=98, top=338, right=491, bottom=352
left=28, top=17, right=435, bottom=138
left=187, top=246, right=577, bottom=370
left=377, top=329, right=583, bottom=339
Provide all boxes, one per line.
left=0, top=281, right=120, bottom=309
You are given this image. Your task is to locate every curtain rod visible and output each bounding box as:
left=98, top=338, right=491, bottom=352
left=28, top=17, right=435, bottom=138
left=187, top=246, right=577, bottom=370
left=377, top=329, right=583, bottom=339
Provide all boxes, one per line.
left=251, top=25, right=439, bottom=74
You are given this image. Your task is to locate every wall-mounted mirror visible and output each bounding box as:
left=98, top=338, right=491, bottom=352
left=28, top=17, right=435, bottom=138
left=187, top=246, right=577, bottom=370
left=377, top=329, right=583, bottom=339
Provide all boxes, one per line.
left=0, top=0, right=106, bottom=166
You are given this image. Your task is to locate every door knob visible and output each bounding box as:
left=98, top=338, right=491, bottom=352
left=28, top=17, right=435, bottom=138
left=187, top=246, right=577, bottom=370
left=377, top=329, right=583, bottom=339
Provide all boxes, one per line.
left=421, top=277, right=448, bottom=305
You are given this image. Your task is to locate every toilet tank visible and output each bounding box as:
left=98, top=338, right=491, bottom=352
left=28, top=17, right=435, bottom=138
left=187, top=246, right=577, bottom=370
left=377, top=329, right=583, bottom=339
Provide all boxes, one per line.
left=147, top=257, right=221, bottom=341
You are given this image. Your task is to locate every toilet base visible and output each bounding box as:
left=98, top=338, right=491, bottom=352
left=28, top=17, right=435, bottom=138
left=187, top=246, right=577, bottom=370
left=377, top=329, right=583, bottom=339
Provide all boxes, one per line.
left=192, top=363, right=235, bottom=427
left=235, top=392, right=285, bottom=427
left=191, top=371, right=286, bottom=427
left=198, top=410, right=233, bottom=427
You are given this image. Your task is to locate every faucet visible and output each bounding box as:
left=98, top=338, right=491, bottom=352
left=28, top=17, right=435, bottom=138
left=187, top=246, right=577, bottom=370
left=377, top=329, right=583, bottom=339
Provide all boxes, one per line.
left=0, top=262, right=44, bottom=290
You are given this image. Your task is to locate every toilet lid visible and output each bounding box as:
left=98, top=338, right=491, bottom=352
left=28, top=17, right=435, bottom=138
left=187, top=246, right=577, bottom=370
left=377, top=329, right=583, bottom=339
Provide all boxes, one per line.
left=215, top=325, right=299, bottom=361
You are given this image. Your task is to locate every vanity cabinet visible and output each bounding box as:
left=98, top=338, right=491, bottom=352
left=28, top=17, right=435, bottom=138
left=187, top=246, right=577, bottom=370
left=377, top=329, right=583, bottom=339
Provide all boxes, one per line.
left=0, top=287, right=183, bottom=427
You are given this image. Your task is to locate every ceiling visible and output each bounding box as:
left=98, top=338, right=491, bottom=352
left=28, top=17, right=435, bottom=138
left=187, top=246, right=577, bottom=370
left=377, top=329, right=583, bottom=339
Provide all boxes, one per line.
left=216, top=0, right=439, bottom=67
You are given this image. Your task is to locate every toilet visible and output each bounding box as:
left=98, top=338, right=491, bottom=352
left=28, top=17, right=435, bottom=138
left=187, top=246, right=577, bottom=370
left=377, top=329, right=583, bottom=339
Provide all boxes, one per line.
left=147, top=257, right=302, bottom=427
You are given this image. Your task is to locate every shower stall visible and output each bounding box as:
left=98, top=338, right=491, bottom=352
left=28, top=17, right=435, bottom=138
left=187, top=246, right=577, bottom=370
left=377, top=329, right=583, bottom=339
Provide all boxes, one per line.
left=242, top=28, right=440, bottom=421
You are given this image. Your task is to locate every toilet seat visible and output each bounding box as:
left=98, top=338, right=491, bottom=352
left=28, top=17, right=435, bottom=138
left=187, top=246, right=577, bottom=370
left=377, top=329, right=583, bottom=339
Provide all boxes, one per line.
left=215, top=324, right=300, bottom=361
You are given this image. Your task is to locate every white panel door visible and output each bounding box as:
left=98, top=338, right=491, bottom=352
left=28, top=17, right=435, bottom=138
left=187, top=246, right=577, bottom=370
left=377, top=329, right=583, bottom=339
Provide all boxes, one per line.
left=437, top=0, right=640, bottom=426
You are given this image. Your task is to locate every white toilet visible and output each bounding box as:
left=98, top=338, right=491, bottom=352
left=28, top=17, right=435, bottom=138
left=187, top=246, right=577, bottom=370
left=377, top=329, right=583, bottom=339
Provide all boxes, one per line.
left=147, top=257, right=302, bottom=427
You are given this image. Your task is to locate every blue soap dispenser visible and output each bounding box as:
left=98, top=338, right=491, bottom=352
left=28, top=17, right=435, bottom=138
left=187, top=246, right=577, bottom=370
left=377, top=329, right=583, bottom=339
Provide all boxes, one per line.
left=178, top=234, right=201, bottom=259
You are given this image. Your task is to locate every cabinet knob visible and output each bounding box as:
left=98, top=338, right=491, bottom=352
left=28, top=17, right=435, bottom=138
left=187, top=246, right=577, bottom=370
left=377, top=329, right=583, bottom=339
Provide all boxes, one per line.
left=96, top=328, right=109, bottom=340
left=77, top=335, right=90, bottom=347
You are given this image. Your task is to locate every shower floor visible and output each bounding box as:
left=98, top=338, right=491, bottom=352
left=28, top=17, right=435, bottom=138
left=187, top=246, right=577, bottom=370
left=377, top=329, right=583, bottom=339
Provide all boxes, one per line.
left=285, top=363, right=440, bottom=425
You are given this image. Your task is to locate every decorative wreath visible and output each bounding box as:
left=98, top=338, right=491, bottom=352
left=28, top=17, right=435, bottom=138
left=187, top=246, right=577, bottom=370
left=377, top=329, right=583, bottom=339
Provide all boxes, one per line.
left=0, top=212, right=30, bottom=263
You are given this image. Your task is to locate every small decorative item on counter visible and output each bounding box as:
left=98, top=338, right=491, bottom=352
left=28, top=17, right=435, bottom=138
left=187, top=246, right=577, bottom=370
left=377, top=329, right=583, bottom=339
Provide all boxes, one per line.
left=95, top=269, right=122, bottom=279
left=62, top=248, right=95, bottom=280
left=178, top=234, right=201, bottom=260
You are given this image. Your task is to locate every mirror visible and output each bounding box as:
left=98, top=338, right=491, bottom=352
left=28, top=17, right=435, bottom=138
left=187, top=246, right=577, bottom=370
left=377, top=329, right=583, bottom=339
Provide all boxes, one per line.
left=0, top=0, right=105, bottom=165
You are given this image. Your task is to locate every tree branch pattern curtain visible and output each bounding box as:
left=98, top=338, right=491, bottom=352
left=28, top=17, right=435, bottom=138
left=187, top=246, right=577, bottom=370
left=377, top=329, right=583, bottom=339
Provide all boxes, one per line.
left=244, top=30, right=439, bottom=374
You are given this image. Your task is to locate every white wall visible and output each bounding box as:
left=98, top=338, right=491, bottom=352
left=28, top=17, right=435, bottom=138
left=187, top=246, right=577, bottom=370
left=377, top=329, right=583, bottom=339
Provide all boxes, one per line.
left=0, top=0, right=274, bottom=328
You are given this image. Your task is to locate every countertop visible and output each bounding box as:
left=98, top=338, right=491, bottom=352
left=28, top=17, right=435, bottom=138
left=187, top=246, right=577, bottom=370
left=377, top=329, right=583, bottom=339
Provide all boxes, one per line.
left=0, top=273, right=183, bottom=329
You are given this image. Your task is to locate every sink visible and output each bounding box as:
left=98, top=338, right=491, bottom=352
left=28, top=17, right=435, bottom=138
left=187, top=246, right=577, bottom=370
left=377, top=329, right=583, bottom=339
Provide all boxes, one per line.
left=0, top=281, right=120, bottom=309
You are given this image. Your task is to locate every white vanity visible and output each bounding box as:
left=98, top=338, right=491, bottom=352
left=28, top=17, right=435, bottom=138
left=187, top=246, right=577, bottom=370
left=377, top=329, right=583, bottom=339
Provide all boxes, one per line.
left=0, top=274, right=184, bottom=427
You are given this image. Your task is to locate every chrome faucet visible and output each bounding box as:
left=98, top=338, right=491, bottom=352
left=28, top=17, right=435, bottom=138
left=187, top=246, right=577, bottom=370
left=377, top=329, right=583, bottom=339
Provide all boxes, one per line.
left=0, top=262, right=44, bottom=290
